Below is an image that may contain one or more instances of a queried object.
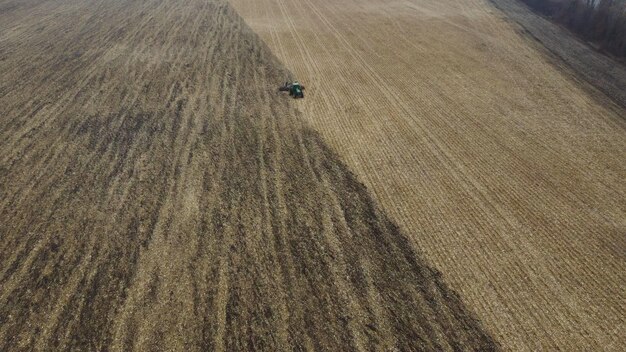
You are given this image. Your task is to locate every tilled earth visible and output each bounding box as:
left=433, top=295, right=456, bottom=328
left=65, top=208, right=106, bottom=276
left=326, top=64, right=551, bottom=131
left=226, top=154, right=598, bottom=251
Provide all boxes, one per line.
left=0, top=0, right=497, bottom=350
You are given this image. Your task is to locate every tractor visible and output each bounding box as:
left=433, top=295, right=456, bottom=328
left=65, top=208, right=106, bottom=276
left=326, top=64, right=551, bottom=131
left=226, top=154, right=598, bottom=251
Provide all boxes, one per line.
left=279, top=81, right=304, bottom=98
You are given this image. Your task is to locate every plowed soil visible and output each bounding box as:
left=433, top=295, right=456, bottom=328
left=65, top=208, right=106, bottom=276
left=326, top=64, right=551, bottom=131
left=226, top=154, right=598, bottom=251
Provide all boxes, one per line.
left=229, top=0, right=626, bottom=350
left=0, top=0, right=497, bottom=350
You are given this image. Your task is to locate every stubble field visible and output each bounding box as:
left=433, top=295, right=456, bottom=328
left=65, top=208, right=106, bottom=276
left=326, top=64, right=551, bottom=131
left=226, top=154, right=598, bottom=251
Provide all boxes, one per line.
left=1, top=0, right=625, bottom=350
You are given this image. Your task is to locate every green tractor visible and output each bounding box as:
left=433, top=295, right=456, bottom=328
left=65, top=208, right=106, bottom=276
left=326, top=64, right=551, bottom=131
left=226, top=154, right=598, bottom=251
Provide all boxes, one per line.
left=279, top=81, right=304, bottom=98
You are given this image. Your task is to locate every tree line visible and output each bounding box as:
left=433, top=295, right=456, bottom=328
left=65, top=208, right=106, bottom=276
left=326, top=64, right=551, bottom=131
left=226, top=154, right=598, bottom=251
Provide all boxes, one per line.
left=519, top=0, right=626, bottom=58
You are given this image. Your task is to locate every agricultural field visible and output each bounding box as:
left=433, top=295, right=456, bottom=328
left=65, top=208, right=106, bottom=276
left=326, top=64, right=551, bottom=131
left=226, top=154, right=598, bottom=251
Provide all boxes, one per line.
left=0, top=0, right=624, bottom=351
left=0, top=0, right=495, bottom=350
left=231, top=0, right=626, bottom=350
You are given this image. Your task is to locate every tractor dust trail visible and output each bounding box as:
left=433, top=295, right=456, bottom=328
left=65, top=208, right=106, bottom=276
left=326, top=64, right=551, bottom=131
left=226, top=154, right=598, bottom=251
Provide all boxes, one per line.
left=0, top=0, right=496, bottom=350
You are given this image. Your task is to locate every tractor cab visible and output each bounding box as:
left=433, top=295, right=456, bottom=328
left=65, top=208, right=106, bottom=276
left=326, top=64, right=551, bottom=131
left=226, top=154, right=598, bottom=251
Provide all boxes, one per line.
left=290, top=82, right=303, bottom=98
left=279, top=81, right=305, bottom=98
